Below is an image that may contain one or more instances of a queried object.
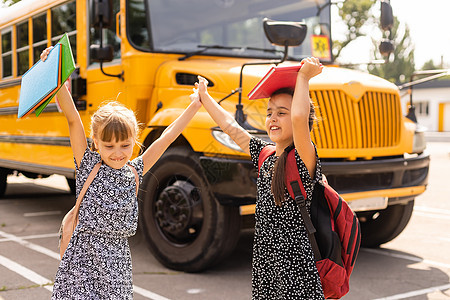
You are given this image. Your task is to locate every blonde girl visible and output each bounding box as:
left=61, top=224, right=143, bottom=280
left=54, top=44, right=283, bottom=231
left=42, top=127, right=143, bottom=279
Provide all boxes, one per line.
left=41, top=47, right=201, bottom=299
left=197, top=57, right=324, bottom=299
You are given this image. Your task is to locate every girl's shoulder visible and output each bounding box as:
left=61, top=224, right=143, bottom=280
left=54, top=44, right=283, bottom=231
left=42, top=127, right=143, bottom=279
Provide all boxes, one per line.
left=75, top=147, right=101, bottom=174
left=294, top=143, right=322, bottom=183
left=249, top=136, right=273, bottom=169
left=128, top=155, right=144, bottom=183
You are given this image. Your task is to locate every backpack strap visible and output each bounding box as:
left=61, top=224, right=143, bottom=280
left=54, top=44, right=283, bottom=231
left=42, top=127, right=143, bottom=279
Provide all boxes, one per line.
left=257, top=145, right=276, bottom=176
left=285, top=150, right=322, bottom=260
left=128, top=164, right=139, bottom=194
left=71, top=162, right=102, bottom=230
left=72, top=162, right=140, bottom=230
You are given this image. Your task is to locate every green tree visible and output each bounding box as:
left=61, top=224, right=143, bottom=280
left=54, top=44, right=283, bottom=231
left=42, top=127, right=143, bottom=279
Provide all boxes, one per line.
left=421, top=59, right=441, bottom=70
left=333, top=0, right=416, bottom=84
left=333, top=0, right=376, bottom=60
left=1, top=0, right=21, bottom=6
left=368, top=16, right=415, bottom=84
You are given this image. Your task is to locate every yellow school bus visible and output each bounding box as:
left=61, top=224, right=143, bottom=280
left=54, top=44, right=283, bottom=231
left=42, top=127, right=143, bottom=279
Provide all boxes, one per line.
left=0, top=0, right=429, bottom=271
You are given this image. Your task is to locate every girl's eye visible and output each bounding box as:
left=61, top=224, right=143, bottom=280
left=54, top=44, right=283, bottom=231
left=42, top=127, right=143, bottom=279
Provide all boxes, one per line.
left=266, top=113, right=272, bottom=117
left=105, top=145, right=113, bottom=149
left=122, top=144, right=130, bottom=148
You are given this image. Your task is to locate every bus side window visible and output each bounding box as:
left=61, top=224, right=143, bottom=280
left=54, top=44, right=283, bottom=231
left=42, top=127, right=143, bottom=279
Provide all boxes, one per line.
left=89, top=0, right=120, bottom=65
left=1, top=29, right=12, bottom=78
left=51, top=0, right=77, bottom=63
left=16, top=21, right=29, bottom=76
left=33, top=14, right=47, bottom=64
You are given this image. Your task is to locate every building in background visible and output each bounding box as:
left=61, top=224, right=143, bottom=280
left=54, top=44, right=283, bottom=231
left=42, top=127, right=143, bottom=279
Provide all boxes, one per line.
left=402, top=78, right=450, bottom=132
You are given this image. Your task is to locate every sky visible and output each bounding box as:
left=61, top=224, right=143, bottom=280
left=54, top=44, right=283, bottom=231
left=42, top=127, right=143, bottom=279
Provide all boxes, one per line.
left=390, top=0, right=450, bottom=68
left=336, top=0, right=450, bottom=69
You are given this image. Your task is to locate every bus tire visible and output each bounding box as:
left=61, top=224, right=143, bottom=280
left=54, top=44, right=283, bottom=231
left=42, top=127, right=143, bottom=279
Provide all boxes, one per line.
left=0, top=168, right=7, bottom=198
left=66, top=178, right=76, bottom=195
left=139, top=147, right=241, bottom=272
left=359, top=199, right=414, bottom=248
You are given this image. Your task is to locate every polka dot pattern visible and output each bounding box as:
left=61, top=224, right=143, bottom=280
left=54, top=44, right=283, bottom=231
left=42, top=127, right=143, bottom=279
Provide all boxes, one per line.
left=250, top=137, right=324, bottom=299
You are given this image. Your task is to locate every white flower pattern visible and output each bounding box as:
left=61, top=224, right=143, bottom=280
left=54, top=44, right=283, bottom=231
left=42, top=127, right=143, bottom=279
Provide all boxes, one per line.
left=52, top=148, right=143, bottom=300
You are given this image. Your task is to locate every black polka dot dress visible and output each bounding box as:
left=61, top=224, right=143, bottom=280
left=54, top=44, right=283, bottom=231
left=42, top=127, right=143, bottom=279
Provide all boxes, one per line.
left=52, top=148, right=143, bottom=300
left=250, top=137, right=325, bottom=300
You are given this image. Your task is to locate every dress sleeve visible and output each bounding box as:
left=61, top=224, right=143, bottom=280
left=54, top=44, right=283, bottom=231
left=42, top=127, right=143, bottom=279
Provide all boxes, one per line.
left=249, top=136, right=271, bottom=169
left=129, top=155, right=144, bottom=184
left=74, top=147, right=102, bottom=196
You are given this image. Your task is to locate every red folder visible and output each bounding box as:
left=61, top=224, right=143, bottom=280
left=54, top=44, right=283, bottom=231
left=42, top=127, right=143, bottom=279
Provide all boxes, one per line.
left=247, top=64, right=303, bottom=100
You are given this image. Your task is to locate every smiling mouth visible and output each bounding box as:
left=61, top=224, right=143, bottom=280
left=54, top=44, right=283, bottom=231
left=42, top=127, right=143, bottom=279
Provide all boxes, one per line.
left=111, top=158, right=125, bottom=162
left=270, top=126, right=280, bottom=131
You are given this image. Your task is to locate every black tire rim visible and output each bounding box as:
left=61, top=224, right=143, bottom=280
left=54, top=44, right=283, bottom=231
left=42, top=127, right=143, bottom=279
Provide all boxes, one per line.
left=154, top=177, right=204, bottom=246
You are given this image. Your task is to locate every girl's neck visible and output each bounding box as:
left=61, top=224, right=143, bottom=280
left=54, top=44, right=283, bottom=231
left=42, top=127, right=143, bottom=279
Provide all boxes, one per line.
left=275, top=140, right=293, bottom=156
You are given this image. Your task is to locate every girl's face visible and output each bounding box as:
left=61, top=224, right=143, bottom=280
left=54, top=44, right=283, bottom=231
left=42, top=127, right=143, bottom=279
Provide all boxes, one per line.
left=94, top=135, right=135, bottom=169
left=265, top=93, right=294, bottom=148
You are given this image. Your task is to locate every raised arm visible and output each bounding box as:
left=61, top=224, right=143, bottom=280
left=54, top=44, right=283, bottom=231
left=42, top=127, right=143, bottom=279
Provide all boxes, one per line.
left=140, top=92, right=202, bottom=174
left=41, top=48, right=87, bottom=167
left=197, top=76, right=252, bottom=155
left=291, top=57, right=323, bottom=178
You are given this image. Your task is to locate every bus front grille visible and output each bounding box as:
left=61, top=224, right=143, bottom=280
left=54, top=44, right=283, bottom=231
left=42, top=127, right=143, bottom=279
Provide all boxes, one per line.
left=310, top=90, right=401, bottom=149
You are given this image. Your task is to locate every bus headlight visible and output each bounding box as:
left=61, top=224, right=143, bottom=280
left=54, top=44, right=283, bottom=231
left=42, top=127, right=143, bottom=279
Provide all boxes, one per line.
left=412, top=124, right=427, bottom=153
left=211, top=130, right=244, bottom=152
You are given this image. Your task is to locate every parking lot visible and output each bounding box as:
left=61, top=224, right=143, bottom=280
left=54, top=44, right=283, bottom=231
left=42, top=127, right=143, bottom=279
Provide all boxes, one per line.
left=0, top=140, right=449, bottom=300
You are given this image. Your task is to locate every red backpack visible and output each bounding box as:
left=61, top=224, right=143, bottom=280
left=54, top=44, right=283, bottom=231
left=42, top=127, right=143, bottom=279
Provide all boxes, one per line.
left=258, top=145, right=361, bottom=299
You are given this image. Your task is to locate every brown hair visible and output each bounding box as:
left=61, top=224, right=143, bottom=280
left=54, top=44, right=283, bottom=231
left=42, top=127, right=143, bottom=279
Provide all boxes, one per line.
left=270, top=88, right=316, bottom=206
left=90, top=101, right=141, bottom=151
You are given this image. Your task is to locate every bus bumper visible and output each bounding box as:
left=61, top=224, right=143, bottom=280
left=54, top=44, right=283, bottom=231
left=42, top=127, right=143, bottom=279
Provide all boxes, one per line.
left=199, top=151, right=430, bottom=213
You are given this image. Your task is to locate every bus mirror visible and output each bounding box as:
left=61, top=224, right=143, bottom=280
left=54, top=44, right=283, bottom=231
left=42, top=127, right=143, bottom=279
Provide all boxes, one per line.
left=263, top=18, right=307, bottom=47
left=90, top=44, right=114, bottom=62
left=91, top=0, right=113, bottom=29
left=380, top=0, right=394, bottom=31
left=379, top=39, right=394, bottom=57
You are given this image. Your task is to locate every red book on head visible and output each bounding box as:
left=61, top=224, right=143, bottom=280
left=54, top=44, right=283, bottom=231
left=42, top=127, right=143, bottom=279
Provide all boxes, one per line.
left=247, top=64, right=303, bottom=100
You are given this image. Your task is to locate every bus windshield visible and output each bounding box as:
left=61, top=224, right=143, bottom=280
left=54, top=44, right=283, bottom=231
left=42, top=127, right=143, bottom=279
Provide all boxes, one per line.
left=128, top=0, right=331, bottom=62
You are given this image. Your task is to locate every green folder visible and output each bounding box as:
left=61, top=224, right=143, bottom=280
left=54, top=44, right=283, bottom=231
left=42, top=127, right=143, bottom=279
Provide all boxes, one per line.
left=35, top=33, right=76, bottom=116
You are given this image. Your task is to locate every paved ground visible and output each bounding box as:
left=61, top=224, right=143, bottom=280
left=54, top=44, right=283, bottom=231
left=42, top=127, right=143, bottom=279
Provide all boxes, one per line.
left=0, top=136, right=449, bottom=299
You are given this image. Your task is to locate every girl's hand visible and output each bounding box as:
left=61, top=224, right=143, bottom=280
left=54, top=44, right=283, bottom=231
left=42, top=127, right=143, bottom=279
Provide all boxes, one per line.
left=298, top=57, right=323, bottom=80
left=189, top=88, right=202, bottom=109
left=40, top=47, right=54, bottom=62
left=195, top=76, right=209, bottom=95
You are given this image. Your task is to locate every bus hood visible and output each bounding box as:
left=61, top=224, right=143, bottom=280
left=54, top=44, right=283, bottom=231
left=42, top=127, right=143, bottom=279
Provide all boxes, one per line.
left=155, top=58, right=400, bottom=132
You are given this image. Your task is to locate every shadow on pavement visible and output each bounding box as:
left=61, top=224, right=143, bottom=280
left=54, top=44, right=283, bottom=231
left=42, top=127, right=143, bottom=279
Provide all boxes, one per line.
left=344, top=247, right=450, bottom=299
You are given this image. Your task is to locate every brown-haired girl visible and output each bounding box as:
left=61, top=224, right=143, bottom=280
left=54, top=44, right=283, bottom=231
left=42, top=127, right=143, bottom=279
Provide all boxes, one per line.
left=197, top=57, right=324, bottom=299
left=41, top=47, right=201, bottom=299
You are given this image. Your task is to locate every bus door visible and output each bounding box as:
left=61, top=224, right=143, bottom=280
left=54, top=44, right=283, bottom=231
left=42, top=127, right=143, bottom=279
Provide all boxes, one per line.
left=86, top=0, right=124, bottom=111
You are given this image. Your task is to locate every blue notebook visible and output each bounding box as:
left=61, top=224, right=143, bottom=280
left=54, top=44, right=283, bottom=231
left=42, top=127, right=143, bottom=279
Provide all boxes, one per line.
left=35, top=33, right=76, bottom=116
left=17, top=44, right=61, bottom=118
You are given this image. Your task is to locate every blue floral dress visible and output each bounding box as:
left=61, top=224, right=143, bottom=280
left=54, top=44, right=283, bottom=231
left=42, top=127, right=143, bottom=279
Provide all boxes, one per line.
left=250, top=137, right=325, bottom=300
left=52, top=148, right=143, bottom=300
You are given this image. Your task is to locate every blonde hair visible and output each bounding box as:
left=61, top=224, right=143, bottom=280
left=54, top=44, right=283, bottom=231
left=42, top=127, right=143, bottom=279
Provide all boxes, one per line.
left=90, top=101, right=141, bottom=151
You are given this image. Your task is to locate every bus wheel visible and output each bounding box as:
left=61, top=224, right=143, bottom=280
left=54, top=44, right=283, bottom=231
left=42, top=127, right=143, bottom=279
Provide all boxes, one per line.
left=359, top=199, right=414, bottom=248
left=0, top=169, right=7, bottom=198
left=139, top=147, right=241, bottom=272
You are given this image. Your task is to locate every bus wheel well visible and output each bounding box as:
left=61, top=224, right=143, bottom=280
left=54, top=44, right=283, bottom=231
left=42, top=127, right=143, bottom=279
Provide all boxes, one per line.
left=142, top=128, right=193, bottom=152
